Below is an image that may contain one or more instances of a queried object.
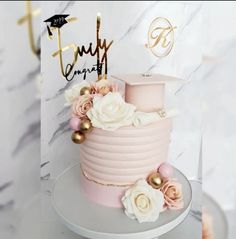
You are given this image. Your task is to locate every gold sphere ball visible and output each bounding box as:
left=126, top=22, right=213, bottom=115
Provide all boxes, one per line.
left=80, top=120, right=93, bottom=133
left=147, top=172, right=163, bottom=189
left=71, top=131, right=85, bottom=144
left=80, top=86, right=91, bottom=96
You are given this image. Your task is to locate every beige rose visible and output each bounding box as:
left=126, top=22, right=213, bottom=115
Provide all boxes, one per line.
left=64, top=81, right=91, bottom=106
left=91, top=79, right=118, bottom=96
left=160, top=179, right=184, bottom=210
left=72, top=95, right=93, bottom=119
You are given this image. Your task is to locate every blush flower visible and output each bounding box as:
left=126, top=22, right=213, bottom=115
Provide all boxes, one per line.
left=64, top=81, right=91, bottom=106
left=91, top=79, right=118, bottom=96
left=72, top=94, right=93, bottom=120
left=160, top=179, right=184, bottom=210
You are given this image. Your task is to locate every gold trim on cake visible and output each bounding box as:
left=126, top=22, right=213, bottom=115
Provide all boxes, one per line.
left=81, top=165, right=132, bottom=187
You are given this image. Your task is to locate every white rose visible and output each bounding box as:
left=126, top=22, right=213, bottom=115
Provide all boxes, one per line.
left=122, top=179, right=164, bottom=223
left=86, top=92, right=136, bottom=131
left=64, top=81, right=90, bottom=106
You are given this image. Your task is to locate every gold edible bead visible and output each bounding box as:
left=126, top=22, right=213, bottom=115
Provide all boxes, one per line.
left=147, top=172, right=163, bottom=189
left=71, top=131, right=85, bottom=144
left=80, top=120, right=93, bottom=133
left=80, top=86, right=91, bottom=96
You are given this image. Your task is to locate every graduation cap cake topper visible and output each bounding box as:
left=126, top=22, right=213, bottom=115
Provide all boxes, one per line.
left=44, top=12, right=113, bottom=82
left=44, top=14, right=70, bottom=38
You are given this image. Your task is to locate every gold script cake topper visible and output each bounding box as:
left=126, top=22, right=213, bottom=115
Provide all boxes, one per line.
left=44, top=13, right=113, bottom=82
left=17, top=1, right=41, bottom=58
left=145, top=17, right=177, bottom=58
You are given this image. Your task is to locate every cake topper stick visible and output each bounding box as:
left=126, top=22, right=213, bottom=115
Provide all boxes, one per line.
left=96, top=12, right=102, bottom=80
left=44, top=14, right=70, bottom=76
left=44, top=14, right=70, bottom=38
left=44, top=14, right=77, bottom=77
left=17, top=1, right=41, bottom=58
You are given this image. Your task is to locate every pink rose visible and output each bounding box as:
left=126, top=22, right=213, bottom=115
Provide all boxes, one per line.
left=72, top=95, right=93, bottom=120
left=160, top=179, right=184, bottom=210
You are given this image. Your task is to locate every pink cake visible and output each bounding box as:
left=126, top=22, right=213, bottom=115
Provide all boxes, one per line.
left=78, top=74, right=176, bottom=208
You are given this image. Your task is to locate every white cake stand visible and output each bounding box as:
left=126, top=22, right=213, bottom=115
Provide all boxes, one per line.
left=51, top=164, right=192, bottom=239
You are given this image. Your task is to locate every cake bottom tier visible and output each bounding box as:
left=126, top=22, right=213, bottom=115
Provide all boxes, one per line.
left=80, top=118, right=172, bottom=208
left=80, top=166, right=128, bottom=208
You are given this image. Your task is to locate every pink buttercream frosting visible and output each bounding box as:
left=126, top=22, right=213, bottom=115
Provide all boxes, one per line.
left=80, top=119, right=172, bottom=186
left=80, top=168, right=127, bottom=208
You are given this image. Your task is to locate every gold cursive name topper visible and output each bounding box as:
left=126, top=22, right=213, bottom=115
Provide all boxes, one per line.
left=46, top=13, right=113, bottom=82
left=145, top=17, right=177, bottom=58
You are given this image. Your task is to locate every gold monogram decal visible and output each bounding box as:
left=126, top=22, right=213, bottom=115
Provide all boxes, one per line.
left=145, top=17, right=177, bottom=58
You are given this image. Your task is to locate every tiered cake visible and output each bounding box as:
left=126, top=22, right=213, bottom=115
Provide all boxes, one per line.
left=66, top=74, right=184, bottom=223
left=80, top=74, right=174, bottom=208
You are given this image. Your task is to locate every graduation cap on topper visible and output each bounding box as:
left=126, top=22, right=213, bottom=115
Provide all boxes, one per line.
left=44, top=14, right=70, bottom=38
left=111, top=74, right=183, bottom=112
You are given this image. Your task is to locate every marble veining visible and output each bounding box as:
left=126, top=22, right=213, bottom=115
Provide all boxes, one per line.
left=7, top=64, right=40, bottom=91
left=45, top=62, right=87, bottom=102
left=189, top=209, right=202, bottom=222
left=41, top=173, right=51, bottom=181
left=175, top=62, right=202, bottom=95
left=12, top=121, right=40, bottom=156
left=24, top=98, right=40, bottom=115
left=48, top=119, right=70, bottom=145
left=0, top=200, right=14, bottom=211
left=0, top=181, right=13, bottom=192
left=39, top=1, right=75, bottom=41
left=41, top=161, right=50, bottom=168
left=118, top=1, right=159, bottom=41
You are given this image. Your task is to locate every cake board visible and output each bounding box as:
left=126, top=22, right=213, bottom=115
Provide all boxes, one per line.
left=51, top=164, right=192, bottom=239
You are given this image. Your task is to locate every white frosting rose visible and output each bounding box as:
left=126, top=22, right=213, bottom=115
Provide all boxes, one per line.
left=64, top=81, right=90, bottom=106
left=86, top=92, right=136, bottom=131
left=122, top=179, right=164, bottom=223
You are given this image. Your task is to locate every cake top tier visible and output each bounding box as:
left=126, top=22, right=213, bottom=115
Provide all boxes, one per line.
left=111, top=74, right=182, bottom=86
left=111, top=74, right=182, bottom=112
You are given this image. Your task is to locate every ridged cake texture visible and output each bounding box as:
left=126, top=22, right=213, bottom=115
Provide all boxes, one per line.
left=80, top=118, right=172, bottom=185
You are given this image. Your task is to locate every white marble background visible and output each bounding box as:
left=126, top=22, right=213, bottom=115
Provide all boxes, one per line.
left=0, top=1, right=236, bottom=239
left=0, top=1, right=41, bottom=238
left=0, top=1, right=41, bottom=210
